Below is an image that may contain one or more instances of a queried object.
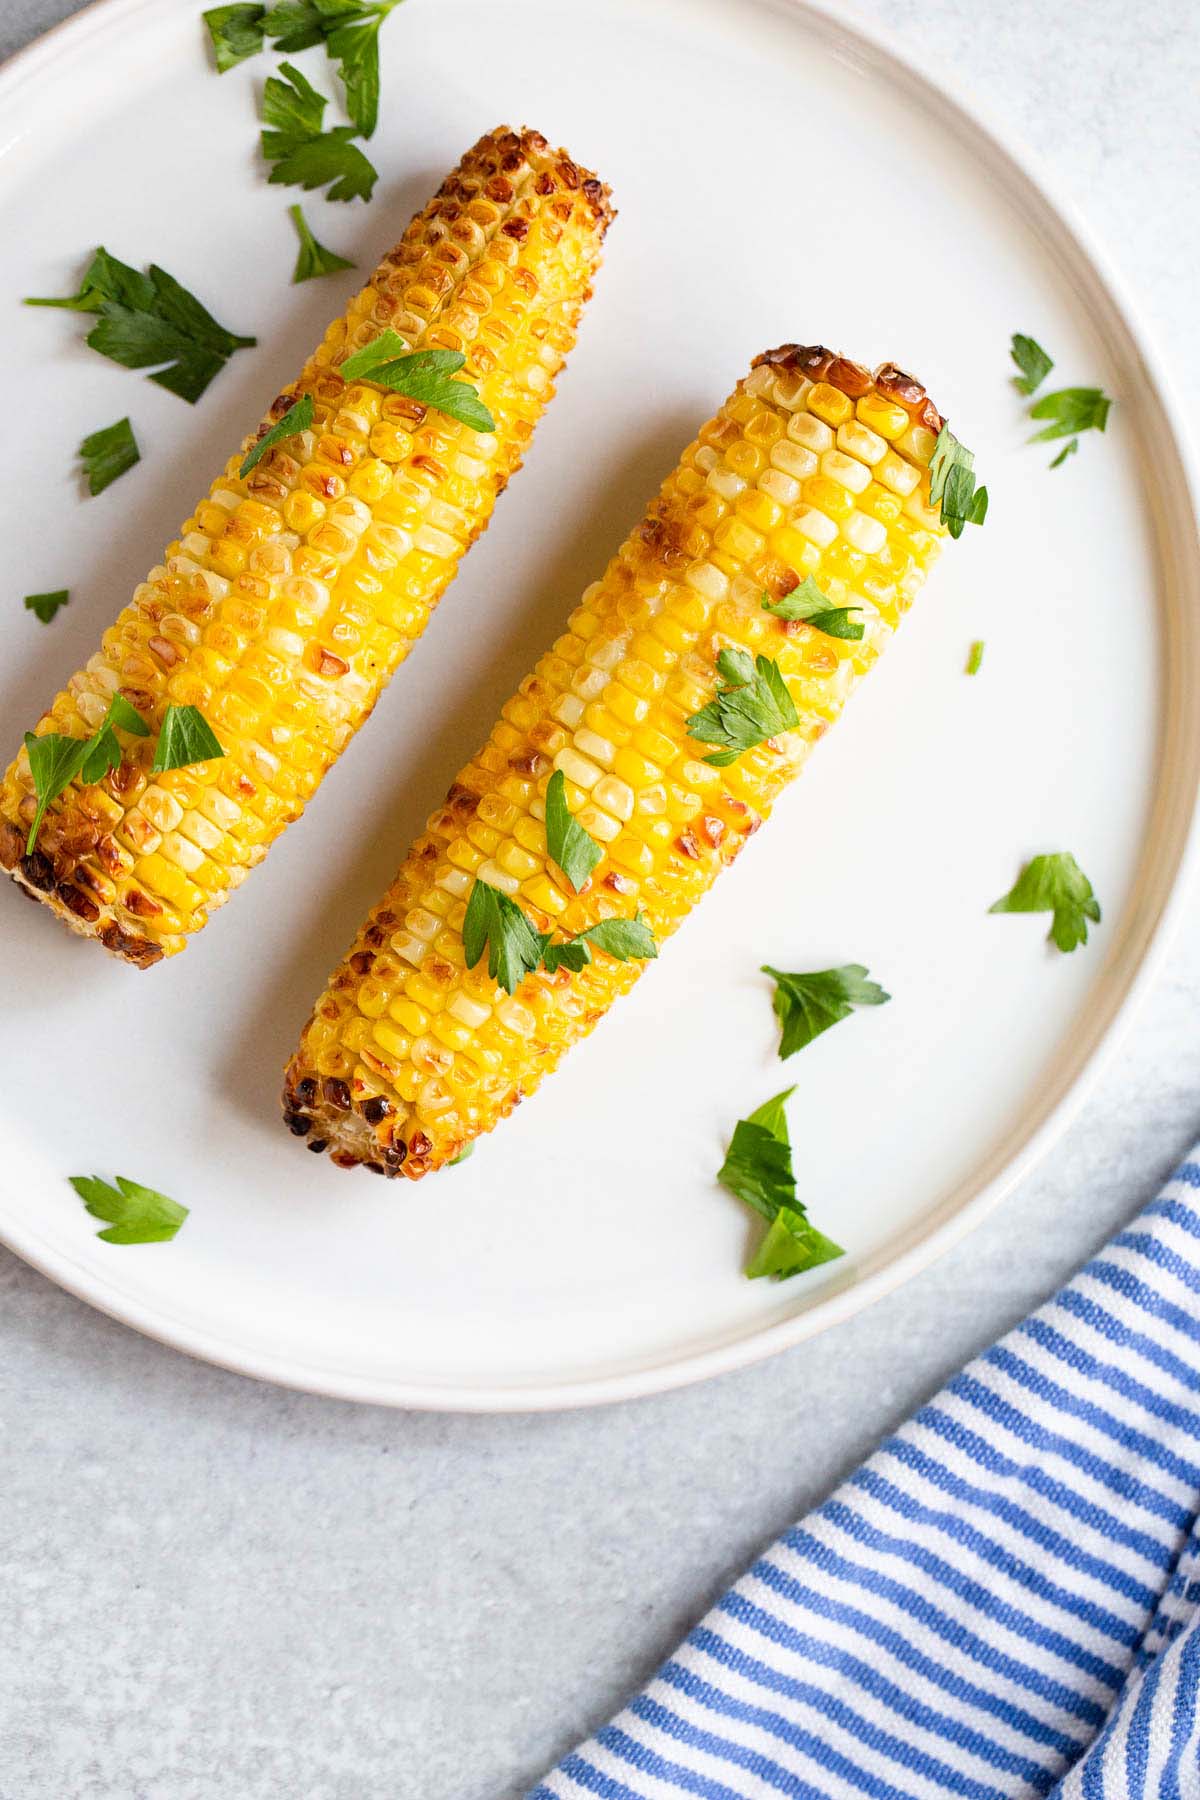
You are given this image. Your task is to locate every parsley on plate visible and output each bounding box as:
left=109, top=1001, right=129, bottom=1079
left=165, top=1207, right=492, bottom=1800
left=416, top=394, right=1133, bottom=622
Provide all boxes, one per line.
left=80, top=417, right=140, bottom=496
left=989, top=852, right=1101, bottom=953
left=261, top=61, right=378, bottom=202
left=289, top=202, right=355, bottom=282
left=69, top=1173, right=188, bottom=1245
left=205, top=0, right=403, bottom=137
left=24, top=590, right=69, bottom=625
left=717, top=1087, right=844, bottom=1281
left=762, top=964, right=890, bottom=1060
left=1009, top=333, right=1054, bottom=397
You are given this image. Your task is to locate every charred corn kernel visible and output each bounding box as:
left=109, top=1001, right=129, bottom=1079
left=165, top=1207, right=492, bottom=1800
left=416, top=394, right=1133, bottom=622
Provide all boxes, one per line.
left=1, top=127, right=612, bottom=966
left=284, top=346, right=953, bottom=1175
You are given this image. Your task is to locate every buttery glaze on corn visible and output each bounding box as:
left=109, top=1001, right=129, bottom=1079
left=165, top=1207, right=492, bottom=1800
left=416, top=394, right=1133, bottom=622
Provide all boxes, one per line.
left=283, top=347, right=950, bottom=1177
left=0, top=127, right=613, bottom=964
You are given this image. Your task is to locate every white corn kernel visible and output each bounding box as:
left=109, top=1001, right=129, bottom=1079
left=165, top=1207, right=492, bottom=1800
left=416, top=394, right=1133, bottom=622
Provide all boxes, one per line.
left=876, top=451, right=920, bottom=497
left=555, top=748, right=602, bottom=791
left=684, top=561, right=729, bottom=601
left=391, top=933, right=429, bottom=967
left=552, top=694, right=586, bottom=729
left=438, top=868, right=472, bottom=899
left=577, top=806, right=621, bottom=843
left=592, top=775, right=635, bottom=822
left=787, top=412, right=834, bottom=452
left=837, top=420, right=887, bottom=466
left=575, top=729, right=615, bottom=768
left=706, top=466, right=746, bottom=501
left=413, top=524, right=460, bottom=560
left=448, top=993, right=491, bottom=1029
left=795, top=507, right=838, bottom=548
left=496, top=999, right=535, bottom=1037
left=770, top=439, right=818, bottom=482
left=476, top=859, right=520, bottom=896
left=842, top=512, right=887, bottom=554
left=820, top=449, right=871, bottom=494
left=757, top=469, right=801, bottom=507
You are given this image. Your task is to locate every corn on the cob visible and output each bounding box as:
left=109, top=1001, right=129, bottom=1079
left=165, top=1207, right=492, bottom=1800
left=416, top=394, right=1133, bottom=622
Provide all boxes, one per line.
left=1, top=126, right=613, bottom=964
left=283, top=347, right=951, bottom=1176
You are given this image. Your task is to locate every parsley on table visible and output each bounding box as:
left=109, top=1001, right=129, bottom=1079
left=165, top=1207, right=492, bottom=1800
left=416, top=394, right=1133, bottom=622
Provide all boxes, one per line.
left=762, top=964, right=890, bottom=1061
left=544, top=767, right=602, bottom=892
left=261, top=61, right=378, bottom=202
left=24, top=590, right=69, bottom=625
left=205, top=0, right=403, bottom=137
left=151, top=705, right=226, bottom=774
left=239, top=392, right=314, bottom=476
left=80, top=417, right=140, bottom=496
left=717, top=1087, right=844, bottom=1281
left=340, top=329, right=495, bottom=431
left=69, top=1173, right=188, bottom=1245
left=289, top=202, right=355, bottom=282
left=686, top=647, right=799, bottom=768
left=463, top=879, right=657, bottom=992
left=762, top=579, right=863, bottom=641
left=26, top=247, right=255, bottom=404
left=966, top=640, right=985, bottom=676
left=1010, top=333, right=1054, bottom=397
left=989, top=852, right=1101, bottom=953
left=928, top=426, right=989, bottom=539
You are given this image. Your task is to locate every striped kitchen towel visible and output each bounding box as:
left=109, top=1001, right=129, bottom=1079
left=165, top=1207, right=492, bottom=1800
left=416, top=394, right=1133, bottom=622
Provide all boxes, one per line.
left=531, top=1153, right=1200, bottom=1798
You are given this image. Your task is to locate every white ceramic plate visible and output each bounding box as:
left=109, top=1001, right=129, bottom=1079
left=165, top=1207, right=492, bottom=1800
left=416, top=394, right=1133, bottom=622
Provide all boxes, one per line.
left=1, top=0, right=1198, bottom=1411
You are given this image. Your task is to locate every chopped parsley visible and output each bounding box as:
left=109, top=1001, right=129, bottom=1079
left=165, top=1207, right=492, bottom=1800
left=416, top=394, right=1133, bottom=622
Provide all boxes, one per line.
left=686, top=647, right=799, bottom=768
left=717, top=1087, right=844, bottom=1281
left=80, top=417, right=140, bottom=496
left=261, top=61, right=378, bottom=203
left=205, top=0, right=402, bottom=137
left=928, top=426, right=989, bottom=539
left=69, top=1173, right=188, bottom=1245
left=24, top=699, right=222, bottom=852
left=762, top=578, right=863, bottom=641
left=239, top=392, right=314, bottom=476
left=1010, top=333, right=1054, bottom=397
left=26, top=247, right=255, bottom=404
left=1029, top=386, right=1111, bottom=451
left=1049, top=439, right=1079, bottom=470
left=289, top=202, right=355, bottom=282
left=989, top=852, right=1101, bottom=953
left=762, top=964, right=890, bottom=1060
left=150, top=705, right=226, bottom=774
left=340, top=328, right=495, bottom=431
left=24, top=590, right=69, bottom=625
left=966, top=640, right=985, bottom=676
left=544, top=767, right=602, bottom=892
left=463, top=879, right=657, bottom=994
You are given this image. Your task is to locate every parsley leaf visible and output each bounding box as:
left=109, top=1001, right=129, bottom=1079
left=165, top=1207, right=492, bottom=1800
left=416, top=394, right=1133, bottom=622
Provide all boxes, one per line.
left=762, top=963, right=890, bottom=1060
left=989, top=852, right=1101, bottom=953
left=69, top=1173, right=188, bottom=1245
left=150, top=705, right=225, bottom=774
left=203, top=2, right=266, bottom=68
left=542, top=912, right=658, bottom=973
left=289, top=202, right=355, bottom=282
left=718, top=1087, right=845, bottom=1281
left=448, top=1142, right=475, bottom=1167
left=80, top=416, right=140, bottom=496
left=239, top=392, right=314, bottom=476
left=966, top=640, right=985, bottom=676
left=261, top=62, right=378, bottom=202
left=1010, top=333, right=1054, bottom=397
left=1049, top=437, right=1079, bottom=470
left=339, top=329, right=495, bottom=430
left=1029, top=386, right=1111, bottom=449
left=928, top=426, right=989, bottom=539
left=544, top=767, right=602, bottom=892
left=23, top=695, right=149, bottom=852
left=24, top=590, right=69, bottom=625
left=26, top=247, right=255, bottom=404
left=463, top=879, right=550, bottom=995
left=762, top=578, right=863, bottom=641
left=323, top=7, right=392, bottom=138
left=686, top=647, right=799, bottom=767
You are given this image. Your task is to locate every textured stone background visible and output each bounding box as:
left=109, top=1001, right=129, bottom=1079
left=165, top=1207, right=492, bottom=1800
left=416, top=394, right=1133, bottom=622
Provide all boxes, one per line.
left=2, top=1, right=1199, bottom=1796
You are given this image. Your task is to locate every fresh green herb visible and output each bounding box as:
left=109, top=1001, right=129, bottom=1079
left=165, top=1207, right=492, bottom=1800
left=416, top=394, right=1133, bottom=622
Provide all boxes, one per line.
left=762, top=963, right=890, bottom=1060
left=25, top=247, right=256, bottom=404
left=762, top=578, right=863, bottom=641
left=239, top=392, right=314, bottom=476
left=261, top=61, right=378, bottom=202
left=80, top=417, right=140, bottom=496
left=448, top=1142, right=475, bottom=1167
left=206, top=1, right=401, bottom=137
left=203, top=1, right=266, bottom=68
left=718, top=1087, right=844, bottom=1281
left=24, top=590, right=69, bottom=625
left=69, top=1173, right=188, bottom=1245
left=150, top=705, right=225, bottom=775
left=1049, top=438, right=1079, bottom=470
left=686, top=648, right=799, bottom=768
left=542, top=913, right=658, bottom=974
left=544, top=767, right=602, bottom=892
left=289, top=202, right=355, bottom=283
left=1010, top=333, right=1054, bottom=397
left=966, top=640, right=985, bottom=676
left=340, top=328, right=495, bottom=431
left=23, top=694, right=150, bottom=853
left=463, top=880, right=550, bottom=996
left=1029, top=386, right=1111, bottom=452
left=928, top=426, right=989, bottom=540
left=989, top=852, right=1101, bottom=954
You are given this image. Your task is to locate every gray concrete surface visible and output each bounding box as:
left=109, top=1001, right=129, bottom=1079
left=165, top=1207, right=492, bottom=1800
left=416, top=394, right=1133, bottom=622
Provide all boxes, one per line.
left=2, top=1, right=1200, bottom=1796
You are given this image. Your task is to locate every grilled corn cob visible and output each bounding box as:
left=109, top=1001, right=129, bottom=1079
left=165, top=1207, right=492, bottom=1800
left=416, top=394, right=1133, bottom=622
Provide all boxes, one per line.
left=284, top=347, right=951, bottom=1175
left=1, top=126, right=613, bottom=964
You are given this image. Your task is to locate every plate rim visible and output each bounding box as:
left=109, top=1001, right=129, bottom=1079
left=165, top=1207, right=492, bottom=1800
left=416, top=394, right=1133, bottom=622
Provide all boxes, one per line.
left=2, top=0, right=1199, bottom=1412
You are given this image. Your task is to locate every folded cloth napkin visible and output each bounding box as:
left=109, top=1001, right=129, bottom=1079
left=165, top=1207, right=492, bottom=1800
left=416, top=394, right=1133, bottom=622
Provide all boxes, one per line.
left=531, top=1153, right=1200, bottom=1799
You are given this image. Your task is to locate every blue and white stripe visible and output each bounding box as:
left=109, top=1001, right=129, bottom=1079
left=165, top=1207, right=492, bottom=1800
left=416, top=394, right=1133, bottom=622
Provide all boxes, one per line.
left=531, top=1159, right=1200, bottom=1798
